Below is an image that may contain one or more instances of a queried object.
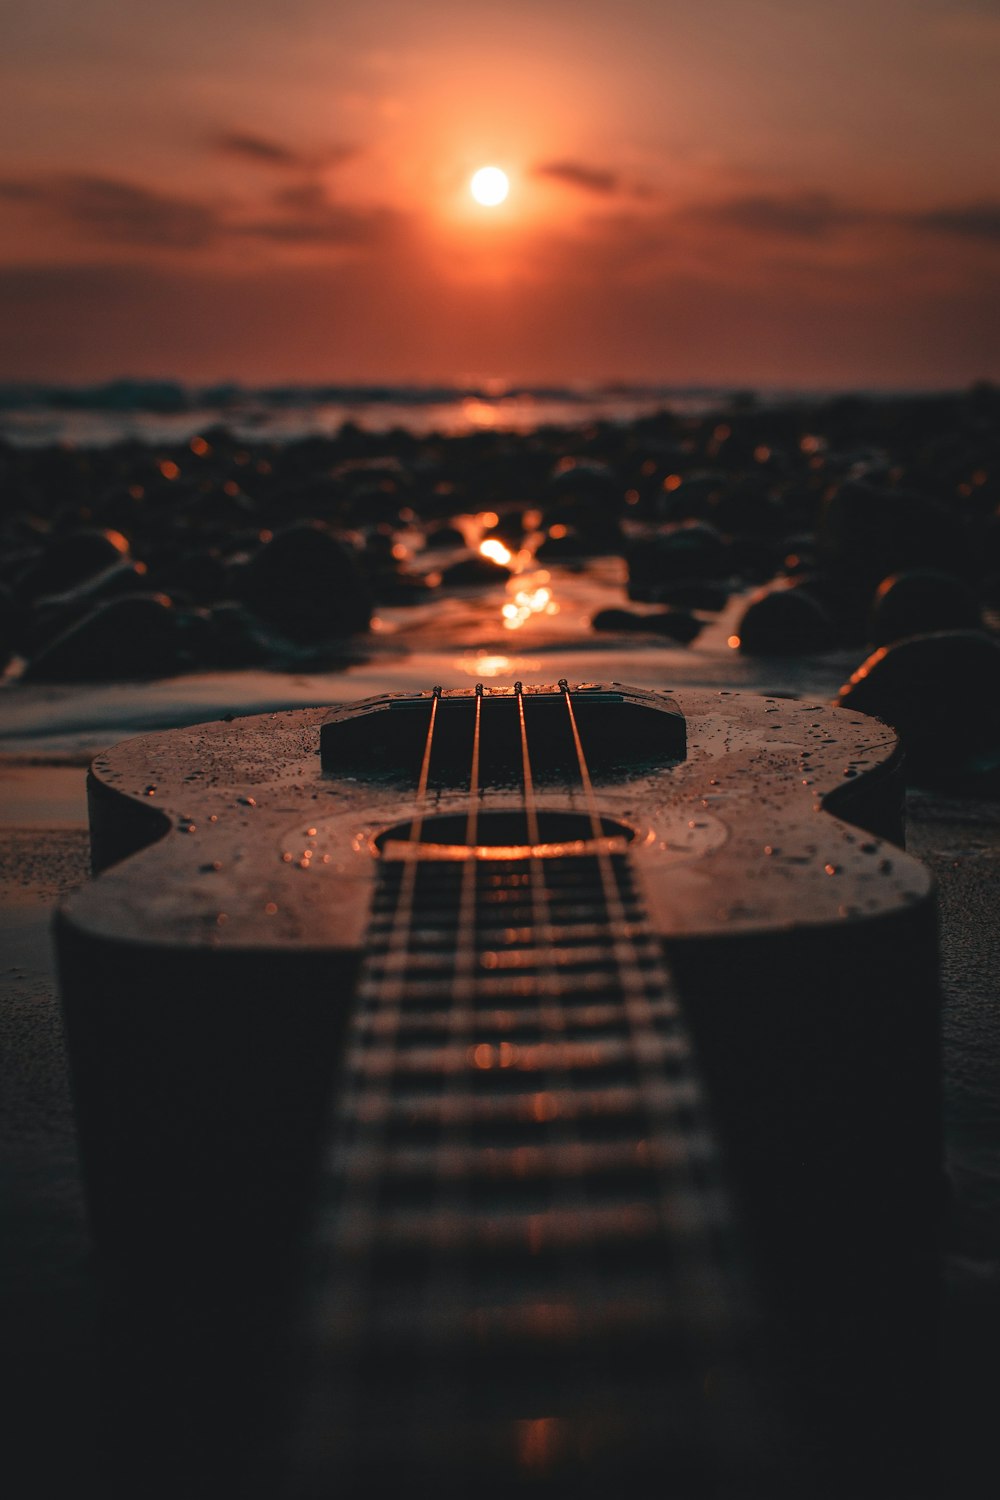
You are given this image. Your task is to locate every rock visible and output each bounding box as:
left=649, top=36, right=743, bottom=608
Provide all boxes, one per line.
left=16, top=527, right=131, bottom=601
left=27, top=559, right=153, bottom=653
left=711, top=480, right=785, bottom=537
left=655, top=472, right=726, bottom=524
left=625, top=522, right=729, bottom=593
left=423, top=524, right=466, bottom=551
left=241, top=521, right=371, bottom=640
left=819, top=482, right=965, bottom=590
left=626, top=579, right=729, bottom=612
left=0, top=583, right=15, bottom=671
left=869, top=570, right=981, bottom=646
left=21, top=594, right=181, bottom=682
left=591, top=607, right=703, bottom=642
left=203, top=602, right=273, bottom=668
left=439, top=554, right=511, bottom=587
left=535, top=528, right=586, bottom=562
left=736, top=584, right=837, bottom=656
left=544, top=460, right=622, bottom=552
left=837, top=630, right=1000, bottom=778
left=372, top=571, right=438, bottom=606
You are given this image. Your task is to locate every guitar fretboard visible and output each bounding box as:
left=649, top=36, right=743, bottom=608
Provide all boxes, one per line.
left=290, top=848, right=773, bottom=1494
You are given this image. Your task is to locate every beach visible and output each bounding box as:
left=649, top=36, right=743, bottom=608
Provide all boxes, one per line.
left=2, top=391, right=999, bottom=1493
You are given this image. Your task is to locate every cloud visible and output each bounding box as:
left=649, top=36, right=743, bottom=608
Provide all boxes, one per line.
left=0, top=173, right=218, bottom=249
left=0, top=169, right=401, bottom=254
left=236, top=202, right=403, bottom=248
left=534, top=160, right=621, bottom=195
left=685, top=191, right=861, bottom=239
left=214, top=131, right=357, bottom=171
left=909, top=201, right=1000, bottom=242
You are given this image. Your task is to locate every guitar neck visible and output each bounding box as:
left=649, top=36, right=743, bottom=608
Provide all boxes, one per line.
left=291, top=844, right=776, bottom=1493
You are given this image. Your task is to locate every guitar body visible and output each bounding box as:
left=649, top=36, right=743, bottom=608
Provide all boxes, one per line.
left=55, top=685, right=940, bottom=1497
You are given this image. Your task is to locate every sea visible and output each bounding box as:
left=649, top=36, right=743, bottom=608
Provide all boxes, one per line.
left=0, top=377, right=845, bottom=448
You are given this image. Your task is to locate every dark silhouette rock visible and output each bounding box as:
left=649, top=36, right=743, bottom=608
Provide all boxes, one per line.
left=203, top=602, right=273, bottom=668
left=592, top=607, right=703, bottom=642
left=0, top=583, right=15, bottom=671
left=439, top=554, right=511, bottom=587
left=17, top=527, right=131, bottom=601
left=626, top=523, right=729, bottom=594
left=736, top=584, right=837, bottom=656
left=241, top=522, right=371, bottom=640
left=423, top=524, right=466, bottom=551
left=869, top=570, right=981, bottom=646
left=626, top=579, right=729, bottom=612
left=21, top=594, right=181, bottom=682
left=837, top=630, right=1000, bottom=778
left=544, top=460, right=622, bottom=552
left=819, top=482, right=964, bottom=590
left=27, top=559, right=153, bottom=654
left=535, top=527, right=586, bottom=562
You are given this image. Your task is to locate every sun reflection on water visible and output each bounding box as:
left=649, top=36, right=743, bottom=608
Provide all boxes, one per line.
left=502, top=569, right=560, bottom=631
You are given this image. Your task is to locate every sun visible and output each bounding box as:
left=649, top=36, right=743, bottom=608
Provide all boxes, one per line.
left=470, top=166, right=509, bottom=207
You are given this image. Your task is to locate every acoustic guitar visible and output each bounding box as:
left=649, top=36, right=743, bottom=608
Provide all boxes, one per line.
left=55, top=683, right=940, bottom=1498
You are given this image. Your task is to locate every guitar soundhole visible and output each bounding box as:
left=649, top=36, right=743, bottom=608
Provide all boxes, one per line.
left=375, top=808, right=635, bottom=851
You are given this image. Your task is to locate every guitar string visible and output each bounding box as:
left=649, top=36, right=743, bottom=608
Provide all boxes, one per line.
left=514, top=682, right=606, bottom=1304
left=411, top=683, right=482, bottom=1428
left=319, top=685, right=701, bottom=1455
left=329, top=684, right=442, bottom=1357
left=557, top=679, right=694, bottom=1234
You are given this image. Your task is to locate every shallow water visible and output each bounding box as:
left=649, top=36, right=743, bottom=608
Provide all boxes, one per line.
left=0, top=561, right=860, bottom=760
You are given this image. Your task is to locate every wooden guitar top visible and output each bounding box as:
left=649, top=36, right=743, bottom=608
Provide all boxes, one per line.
left=54, top=684, right=940, bottom=1498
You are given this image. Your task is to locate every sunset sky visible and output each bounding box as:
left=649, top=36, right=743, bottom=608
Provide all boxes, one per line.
left=1, top=0, right=998, bottom=388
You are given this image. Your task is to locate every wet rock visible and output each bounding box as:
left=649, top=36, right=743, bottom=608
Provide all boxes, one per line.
left=423, top=524, right=466, bottom=551
left=535, top=527, right=586, bottom=562
left=202, top=602, right=273, bottom=668
left=869, top=570, right=981, bottom=646
left=241, top=521, right=371, bottom=640
left=625, top=522, right=729, bottom=593
left=27, top=559, right=153, bottom=653
left=591, top=607, right=703, bottom=642
left=439, top=554, right=511, bottom=587
left=626, top=578, right=729, bottom=612
left=0, top=583, right=15, bottom=671
left=16, top=527, right=131, bottom=601
left=486, top=510, right=528, bottom=547
left=736, top=583, right=837, bottom=656
left=544, top=460, right=622, bottom=553
left=819, top=482, right=964, bottom=590
left=21, top=594, right=181, bottom=682
left=837, top=630, right=1000, bottom=778
left=656, top=474, right=722, bottom=524
left=711, top=480, right=785, bottom=537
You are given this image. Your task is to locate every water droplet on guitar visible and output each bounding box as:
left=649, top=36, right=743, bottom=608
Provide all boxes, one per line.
left=264, top=902, right=278, bottom=915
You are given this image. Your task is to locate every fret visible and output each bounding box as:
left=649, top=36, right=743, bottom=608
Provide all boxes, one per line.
left=290, top=831, right=768, bottom=1495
